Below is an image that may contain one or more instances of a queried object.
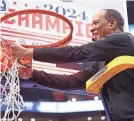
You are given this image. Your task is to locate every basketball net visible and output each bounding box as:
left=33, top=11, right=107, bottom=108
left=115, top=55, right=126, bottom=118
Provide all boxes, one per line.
left=0, top=38, right=25, bottom=121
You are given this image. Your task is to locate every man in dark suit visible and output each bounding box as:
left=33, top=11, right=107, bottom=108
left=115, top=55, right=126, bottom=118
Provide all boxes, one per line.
left=9, top=9, right=134, bottom=121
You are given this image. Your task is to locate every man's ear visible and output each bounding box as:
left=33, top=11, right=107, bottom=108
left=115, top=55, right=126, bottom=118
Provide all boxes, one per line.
left=109, top=18, right=118, bottom=29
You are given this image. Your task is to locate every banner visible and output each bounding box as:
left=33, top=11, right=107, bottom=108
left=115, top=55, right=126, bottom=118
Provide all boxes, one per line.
left=0, top=0, right=128, bottom=74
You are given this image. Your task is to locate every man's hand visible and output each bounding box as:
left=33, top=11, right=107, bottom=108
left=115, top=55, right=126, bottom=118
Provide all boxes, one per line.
left=18, top=66, right=33, bottom=79
left=8, top=42, right=34, bottom=58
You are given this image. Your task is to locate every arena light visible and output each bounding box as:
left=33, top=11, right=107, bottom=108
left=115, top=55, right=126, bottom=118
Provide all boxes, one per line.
left=94, top=96, right=99, bottom=100
left=31, top=118, right=36, bottom=121
left=101, top=116, right=106, bottom=120
left=87, top=117, right=92, bottom=121
left=71, top=98, right=77, bottom=102
left=18, top=118, right=23, bottom=121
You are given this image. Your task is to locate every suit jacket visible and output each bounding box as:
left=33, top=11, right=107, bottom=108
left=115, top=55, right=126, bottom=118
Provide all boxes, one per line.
left=31, top=32, right=134, bottom=121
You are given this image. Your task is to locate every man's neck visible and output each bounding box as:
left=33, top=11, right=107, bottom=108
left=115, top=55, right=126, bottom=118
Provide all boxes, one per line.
left=114, top=29, right=122, bottom=33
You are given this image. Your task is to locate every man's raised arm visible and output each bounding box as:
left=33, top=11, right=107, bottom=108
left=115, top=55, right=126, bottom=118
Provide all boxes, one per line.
left=33, top=33, right=130, bottom=63
left=9, top=33, right=131, bottom=63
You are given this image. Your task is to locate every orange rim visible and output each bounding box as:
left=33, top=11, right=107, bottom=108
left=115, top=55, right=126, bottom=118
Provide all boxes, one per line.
left=1, top=9, right=73, bottom=48
left=0, top=9, right=73, bottom=69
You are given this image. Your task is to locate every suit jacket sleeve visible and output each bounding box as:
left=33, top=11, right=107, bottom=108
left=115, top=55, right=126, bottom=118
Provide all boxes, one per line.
left=33, top=33, right=131, bottom=63
left=31, top=62, right=100, bottom=90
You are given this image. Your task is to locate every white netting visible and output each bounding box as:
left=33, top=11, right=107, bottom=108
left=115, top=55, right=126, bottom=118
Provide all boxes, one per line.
left=0, top=38, right=25, bottom=121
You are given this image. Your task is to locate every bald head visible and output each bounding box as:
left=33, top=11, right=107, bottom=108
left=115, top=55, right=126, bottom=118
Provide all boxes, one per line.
left=90, top=9, right=124, bottom=40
